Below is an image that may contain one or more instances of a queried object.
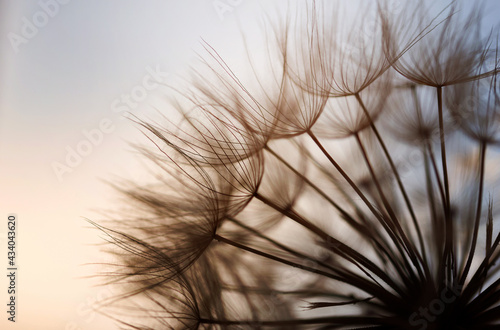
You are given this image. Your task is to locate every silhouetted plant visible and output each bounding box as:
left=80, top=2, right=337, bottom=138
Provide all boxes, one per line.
left=95, top=1, right=500, bottom=329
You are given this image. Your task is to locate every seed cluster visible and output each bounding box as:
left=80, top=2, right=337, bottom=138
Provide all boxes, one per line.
left=95, top=1, right=500, bottom=329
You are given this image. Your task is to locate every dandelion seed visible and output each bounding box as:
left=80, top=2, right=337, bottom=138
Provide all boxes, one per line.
left=95, top=1, right=500, bottom=329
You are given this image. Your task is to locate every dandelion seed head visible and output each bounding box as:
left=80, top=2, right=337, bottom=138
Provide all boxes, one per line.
left=95, top=1, right=500, bottom=329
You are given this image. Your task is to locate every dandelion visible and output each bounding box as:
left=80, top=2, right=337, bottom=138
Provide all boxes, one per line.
left=95, top=1, right=500, bottom=329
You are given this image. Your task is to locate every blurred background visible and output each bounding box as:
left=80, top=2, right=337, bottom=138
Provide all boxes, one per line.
left=0, top=1, right=278, bottom=328
left=0, top=1, right=498, bottom=329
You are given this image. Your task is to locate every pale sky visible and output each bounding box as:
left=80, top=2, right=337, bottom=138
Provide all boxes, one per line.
left=0, top=1, right=288, bottom=329
left=0, top=1, right=498, bottom=329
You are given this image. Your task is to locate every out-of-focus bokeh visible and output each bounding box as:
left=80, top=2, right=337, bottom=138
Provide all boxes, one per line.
left=0, top=1, right=498, bottom=329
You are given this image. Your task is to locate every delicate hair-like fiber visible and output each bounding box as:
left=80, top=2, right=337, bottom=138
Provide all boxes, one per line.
left=94, top=1, right=500, bottom=329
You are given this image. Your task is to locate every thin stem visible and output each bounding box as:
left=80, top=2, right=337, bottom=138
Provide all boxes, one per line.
left=307, top=130, right=422, bottom=286
left=228, top=217, right=396, bottom=294
left=354, top=133, right=423, bottom=282
left=307, top=130, right=383, bottom=223
left=229, top=217, right=339, bottom=273
left=253, top=192, right=405, bottom=295
left=214, top=234, right=340, bottom=279
left=287, top=142, right=396, bottom=265
left=264, top=145, right=358, bottom=228
left=213, top=234, right=402, bottom=305
left=436, top=86, right=453, bottom=285
left=290, top=139, right=405, bottom=270
left=265, top=144, right=404, bottom=271
left=460, top=141, right=488, bottom=285
left=422, top=145, right=439, bottom=265
left=486, top=196, right=493, bottom=254
left=290, top=138, right=369, bottom=215
left=353, top=135, right=399, bottom=223
left=426, top=141, right=447, bottom=213
left=426, top=139, right=450, bottom=286
left=460, top=232, right=500, bottom=303
left=355, top=92, right=426, bottom=262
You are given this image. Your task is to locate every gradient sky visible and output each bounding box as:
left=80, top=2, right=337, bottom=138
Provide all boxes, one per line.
left=0, top=1, right=279, bottom=329
left=0, top=1, right=499, bottom=329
